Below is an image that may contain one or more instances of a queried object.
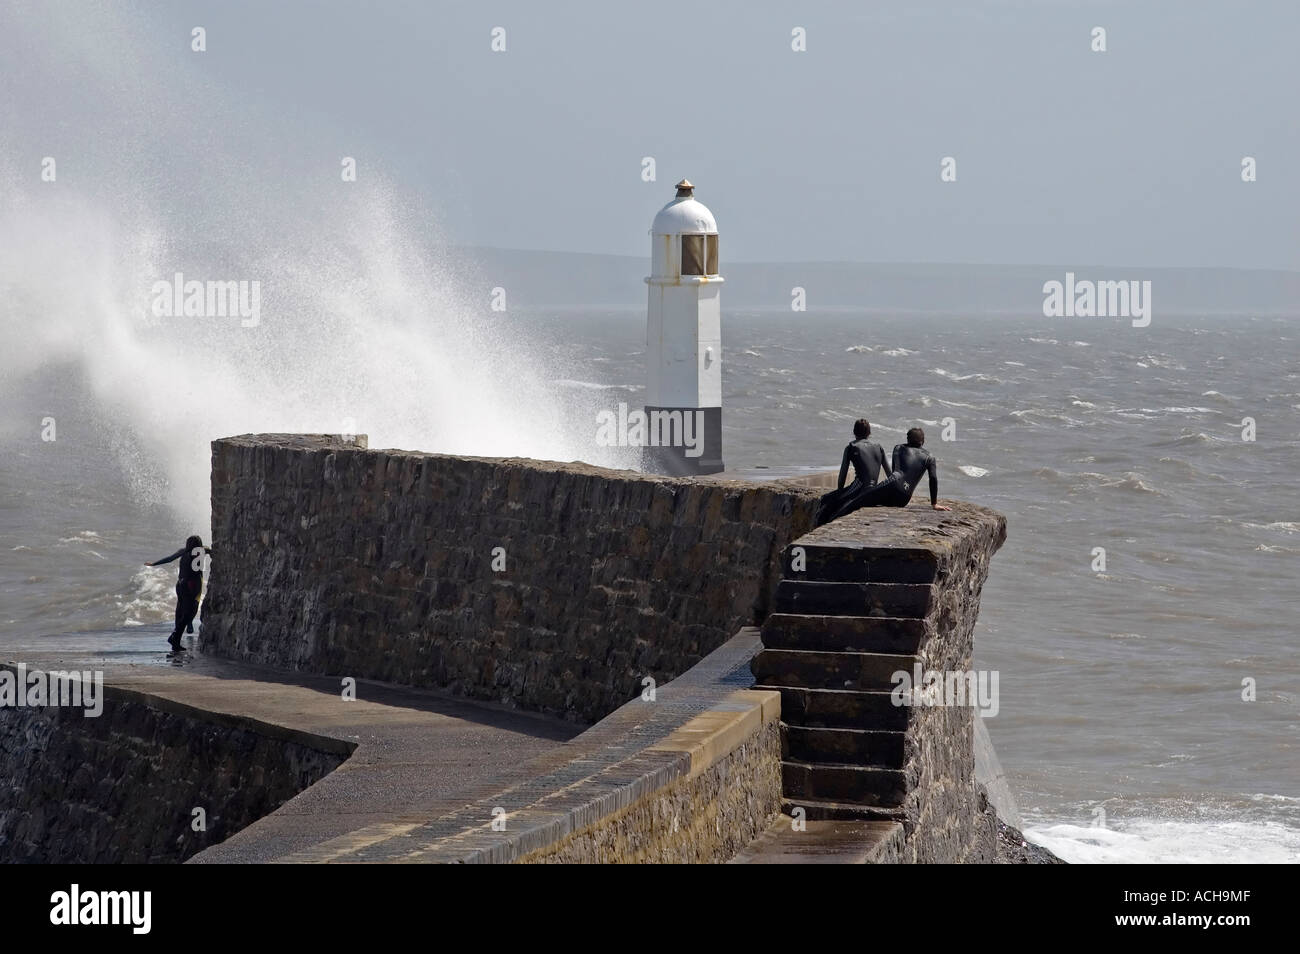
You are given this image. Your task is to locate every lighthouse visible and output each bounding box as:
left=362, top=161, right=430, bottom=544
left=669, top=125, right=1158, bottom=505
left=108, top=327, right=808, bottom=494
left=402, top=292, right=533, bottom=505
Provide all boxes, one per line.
left=643, top=179, right=724, bottom=475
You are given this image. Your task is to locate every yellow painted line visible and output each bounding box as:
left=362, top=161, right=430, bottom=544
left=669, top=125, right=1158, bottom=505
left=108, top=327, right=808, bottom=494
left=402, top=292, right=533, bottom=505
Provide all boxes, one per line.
left=647, top=689, right=780, bottom=780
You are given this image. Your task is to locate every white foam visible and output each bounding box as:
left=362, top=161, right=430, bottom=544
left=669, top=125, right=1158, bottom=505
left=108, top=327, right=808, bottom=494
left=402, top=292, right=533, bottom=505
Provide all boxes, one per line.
left=1245, top=521, right=1300, bottom=534
left=1026, top=819, right=1300, bottom=864
left=57, top=531, right=104, bottom=544
left=931, top=368, right=1003, bottom=384
left=553, top=379, right=622, bottom=390
left=117, top=567, right=174, bottom=626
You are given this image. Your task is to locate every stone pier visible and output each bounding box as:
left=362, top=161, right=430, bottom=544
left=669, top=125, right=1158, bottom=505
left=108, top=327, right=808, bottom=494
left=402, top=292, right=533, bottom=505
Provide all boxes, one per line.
left=748, top=501, right=1008, bottom=863
left=3, top=437, right=1042, bottom=863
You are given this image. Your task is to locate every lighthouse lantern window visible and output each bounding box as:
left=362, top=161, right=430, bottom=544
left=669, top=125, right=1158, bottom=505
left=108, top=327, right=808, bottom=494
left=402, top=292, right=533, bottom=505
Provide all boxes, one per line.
left=706, top=234, right=718, bottom=275
left=681, top=234, right=705, bottom=276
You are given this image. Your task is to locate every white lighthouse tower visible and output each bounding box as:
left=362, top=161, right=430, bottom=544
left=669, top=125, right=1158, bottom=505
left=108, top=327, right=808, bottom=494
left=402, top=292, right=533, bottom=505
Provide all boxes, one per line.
left=644, top=179, right=724, bottom=475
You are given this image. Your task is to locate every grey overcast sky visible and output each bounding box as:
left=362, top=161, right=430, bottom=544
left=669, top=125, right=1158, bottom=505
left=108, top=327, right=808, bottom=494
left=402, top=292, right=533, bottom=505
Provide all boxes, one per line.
left=3, top=0, right=1297, bottom=269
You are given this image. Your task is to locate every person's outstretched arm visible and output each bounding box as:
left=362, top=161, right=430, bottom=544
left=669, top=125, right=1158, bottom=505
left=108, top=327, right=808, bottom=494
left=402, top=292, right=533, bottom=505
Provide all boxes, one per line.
left=879, top=445, right=892, bottom=480
left=928, top=457, right=950, bottom=510
left=837, top=445, right=851, bottom=489
left=144, top=548, right=185, bottom=567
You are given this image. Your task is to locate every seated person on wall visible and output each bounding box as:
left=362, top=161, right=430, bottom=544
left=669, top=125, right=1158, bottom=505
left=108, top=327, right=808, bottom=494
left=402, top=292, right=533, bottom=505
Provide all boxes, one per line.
left=815, top=426, right=951, bottom=525
left=814, top=418, right=890, bottom=526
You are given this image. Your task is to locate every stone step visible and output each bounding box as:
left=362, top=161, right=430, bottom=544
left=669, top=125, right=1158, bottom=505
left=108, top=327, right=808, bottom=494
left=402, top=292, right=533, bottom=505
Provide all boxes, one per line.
left=729, top=815, right=905, bottom=864
left=760, top=613, right=927, bottom=654
left=783, top=542, right=939, bottom=584
left=782, top=759, right=908, bottom=808
left=751, top=648, right=917, bottom=692
left=781, top=797, right=907, bottom=824
left=773, top=580, right=932, bottom=618
left=754, top=686, right=910, bottom=731
left=781, top=724, right=905, bottom=767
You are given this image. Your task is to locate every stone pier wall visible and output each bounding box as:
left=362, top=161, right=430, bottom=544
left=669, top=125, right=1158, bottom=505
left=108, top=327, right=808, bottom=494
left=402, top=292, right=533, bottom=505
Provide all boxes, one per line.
left=196, top=434, right=1020, bottom=864
left=0, top=672, right=347, bottom=864
left=202, top=435, right=824, bottom=723
left=752, top=500, right=1010, bottom=863
left=901, top=508, right=1006, bottom=863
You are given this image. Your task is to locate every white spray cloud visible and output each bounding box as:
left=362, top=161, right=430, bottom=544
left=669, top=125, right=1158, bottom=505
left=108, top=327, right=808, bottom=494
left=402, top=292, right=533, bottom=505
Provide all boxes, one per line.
left=0, top=4, right=634, bottom=534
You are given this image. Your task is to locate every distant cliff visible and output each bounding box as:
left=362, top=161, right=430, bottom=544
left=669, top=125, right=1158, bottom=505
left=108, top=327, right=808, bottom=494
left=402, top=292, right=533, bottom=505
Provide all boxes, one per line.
left=438, top=246, right=1300, bottom=316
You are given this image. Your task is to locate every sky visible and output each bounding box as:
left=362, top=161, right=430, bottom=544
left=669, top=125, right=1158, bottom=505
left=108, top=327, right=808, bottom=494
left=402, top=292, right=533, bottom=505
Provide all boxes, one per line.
left=2, top=0, right=1297, bottom=269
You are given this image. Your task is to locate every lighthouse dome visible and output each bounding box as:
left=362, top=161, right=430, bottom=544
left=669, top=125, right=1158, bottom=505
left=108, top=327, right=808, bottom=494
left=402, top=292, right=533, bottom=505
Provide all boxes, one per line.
left=651, top=179, right=717, bottom=235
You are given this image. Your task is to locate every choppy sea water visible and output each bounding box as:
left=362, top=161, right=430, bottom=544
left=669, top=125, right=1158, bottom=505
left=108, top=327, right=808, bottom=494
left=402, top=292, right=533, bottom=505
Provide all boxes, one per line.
left=2, top=309, right=1296, bottom=863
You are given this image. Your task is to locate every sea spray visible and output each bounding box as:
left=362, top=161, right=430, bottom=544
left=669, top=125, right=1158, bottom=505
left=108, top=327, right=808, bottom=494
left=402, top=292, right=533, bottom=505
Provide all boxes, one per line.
left=0, top=175, right=631, bottom=537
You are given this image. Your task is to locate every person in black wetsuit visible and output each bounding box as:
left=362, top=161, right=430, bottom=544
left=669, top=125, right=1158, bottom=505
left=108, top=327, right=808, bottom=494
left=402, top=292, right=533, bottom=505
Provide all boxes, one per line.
left=814, top=419, right=891, bottom=525
left=144, top=535, right=211, bottom=651
left=816, top=426, right=952, bottom=525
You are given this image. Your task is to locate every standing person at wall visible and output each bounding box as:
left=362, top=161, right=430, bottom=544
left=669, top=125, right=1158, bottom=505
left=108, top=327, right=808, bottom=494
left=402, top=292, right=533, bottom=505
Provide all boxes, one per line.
left=144, top=535, right=211, bottom=652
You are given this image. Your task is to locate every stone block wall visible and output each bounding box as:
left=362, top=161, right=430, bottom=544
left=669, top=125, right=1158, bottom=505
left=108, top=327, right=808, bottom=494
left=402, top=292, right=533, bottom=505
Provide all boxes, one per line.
left=752, top=501, right=1008, bottom=863
left=900, top=507, right=1006, bottom=863
left=201, top=435, right=823, bottom=723
left=0, top=674, right=347, bottom=863
left=195, top=435, right=1018, bottom=864
left=523, top=714, right=782, bottom=864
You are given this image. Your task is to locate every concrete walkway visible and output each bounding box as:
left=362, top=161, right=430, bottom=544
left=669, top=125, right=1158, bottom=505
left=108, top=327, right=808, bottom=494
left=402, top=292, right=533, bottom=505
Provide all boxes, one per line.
left=5, top=623, right=929, bottom=863
left=275, top=629, right=776, bottom=864
left=3, top=623, right=580, bottom=863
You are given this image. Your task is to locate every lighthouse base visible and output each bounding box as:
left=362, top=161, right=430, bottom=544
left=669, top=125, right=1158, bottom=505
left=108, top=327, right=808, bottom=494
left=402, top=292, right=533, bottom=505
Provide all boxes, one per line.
left=640, top=405, right=723, bottom=476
